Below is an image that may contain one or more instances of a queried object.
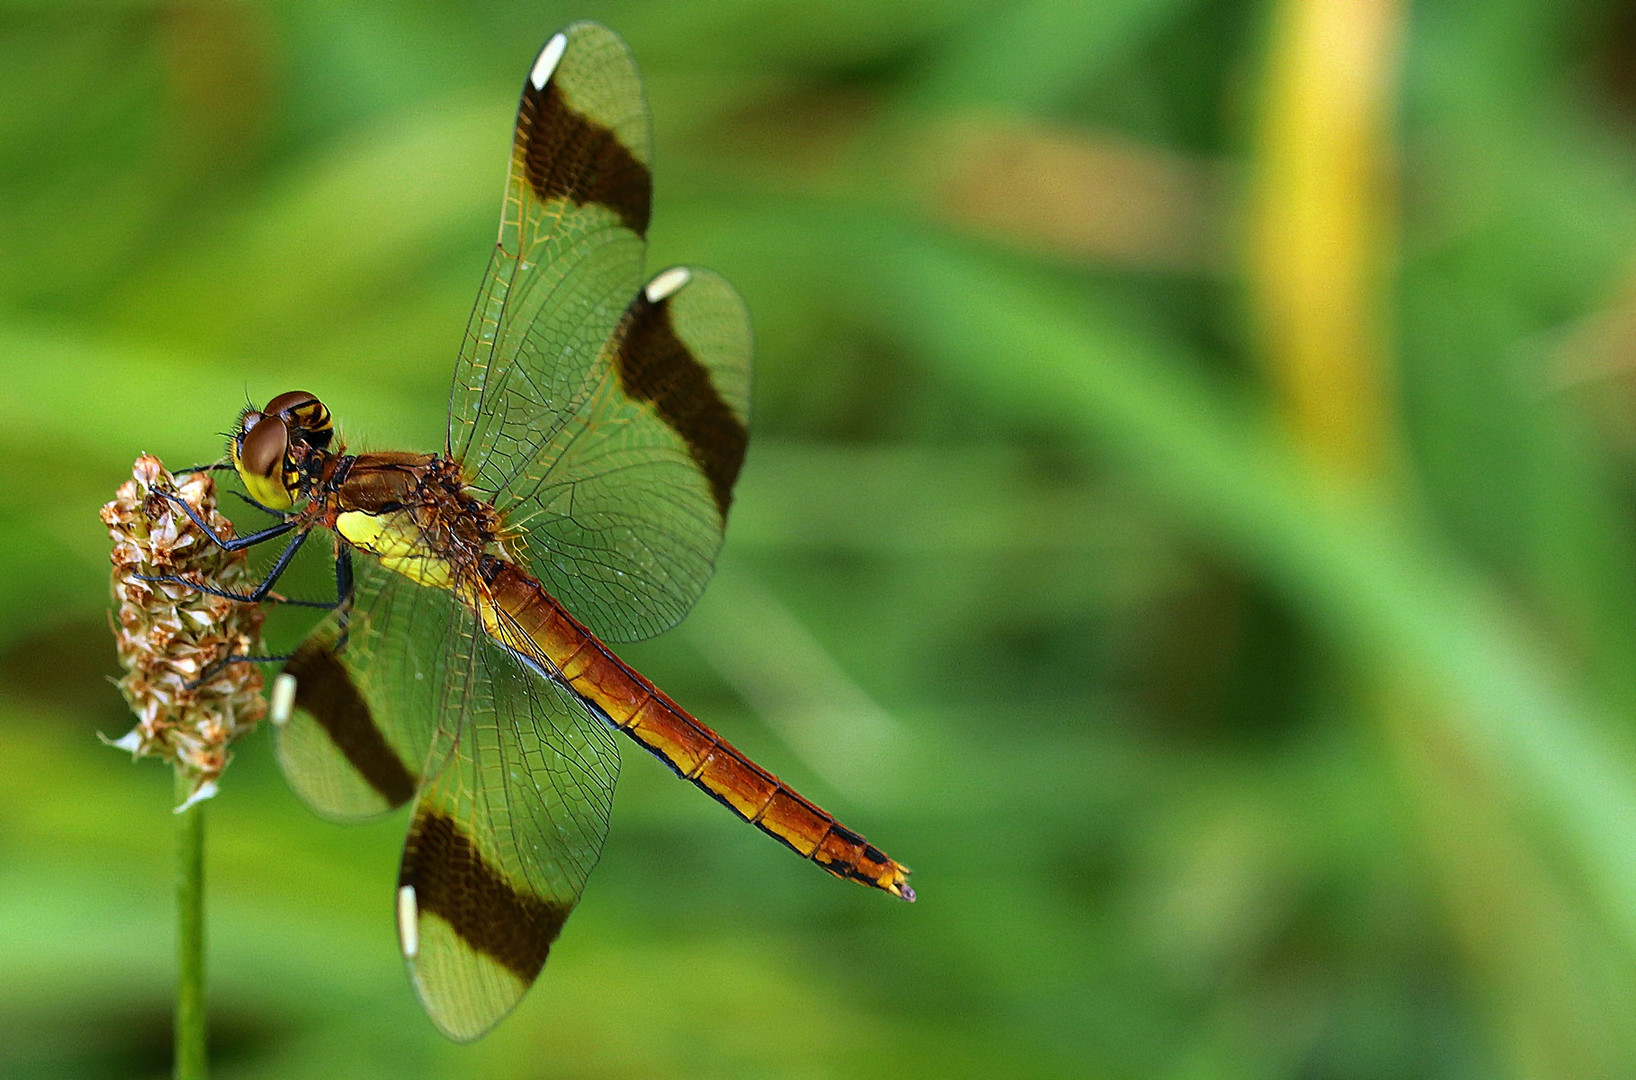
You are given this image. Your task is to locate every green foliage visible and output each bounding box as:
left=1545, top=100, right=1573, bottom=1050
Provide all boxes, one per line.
left=6, top=0, right=1636, bottom=1076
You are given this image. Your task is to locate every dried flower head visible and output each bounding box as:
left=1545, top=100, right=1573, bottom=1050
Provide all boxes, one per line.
left=103, top=454, right=268, bottom=808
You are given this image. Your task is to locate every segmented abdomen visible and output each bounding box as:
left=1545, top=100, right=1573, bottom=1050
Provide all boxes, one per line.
left=476, top=556, right=914, bottom=901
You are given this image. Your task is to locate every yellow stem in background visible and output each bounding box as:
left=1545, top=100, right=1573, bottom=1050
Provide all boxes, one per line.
left=1247, top=0, right=1403, bottom=488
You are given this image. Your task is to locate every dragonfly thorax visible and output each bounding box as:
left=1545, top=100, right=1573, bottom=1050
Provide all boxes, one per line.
left=331, top=453, right=503, bottom=591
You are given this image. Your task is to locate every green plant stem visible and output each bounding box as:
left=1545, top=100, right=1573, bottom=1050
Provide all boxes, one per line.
left=174, top=771, right=207, bottom=1080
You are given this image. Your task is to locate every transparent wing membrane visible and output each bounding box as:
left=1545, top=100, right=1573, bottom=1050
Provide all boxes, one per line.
left=446, top=21, right=752, bottom=643
left=400, top=597, right=619, bottom=1041
left=451, top=22, right=650, bottom=487
left=276, top=557, right=454, bottom=820
left=498, top=268, right=751, bottom=641
left=278, top=550, right=623, bottom=1041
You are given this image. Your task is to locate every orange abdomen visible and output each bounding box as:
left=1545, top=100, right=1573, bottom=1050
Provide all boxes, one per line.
left=481, top=558, right=914, bottom=901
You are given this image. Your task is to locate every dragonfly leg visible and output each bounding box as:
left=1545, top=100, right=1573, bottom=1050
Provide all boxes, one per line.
left=185, top=552, right=353, bottom=688
left=152, top=488, right=294, bottom=553
left=330, top=550, right=356, bottom=651
left=187, top=650, right=294, bottom=688
left=137, top=526, right=315, bottom=605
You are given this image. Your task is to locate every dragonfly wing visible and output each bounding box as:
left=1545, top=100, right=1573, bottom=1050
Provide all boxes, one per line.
left=448, top=22, right=752, bottom=643
left=498, top=267, right=751, bottom=642
left=398, top=596, right=619, bottom=1041
left=450, top=22, right=650, bottom=500
left=275, top=555, right=453, bottom=820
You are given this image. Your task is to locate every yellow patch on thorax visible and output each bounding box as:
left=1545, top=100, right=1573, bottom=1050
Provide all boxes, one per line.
left=336, top=510, right=457, bottom=591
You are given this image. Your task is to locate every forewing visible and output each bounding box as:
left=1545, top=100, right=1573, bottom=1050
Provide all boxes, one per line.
left=498, top=267, right=752, bottom=642
left=450, top=22, right=651, bottom=496
left=275, top=555, right=454, bottom=820
left=447, top=22, right=751, bottom=642
left=397, top=595, right=620, bottom=1041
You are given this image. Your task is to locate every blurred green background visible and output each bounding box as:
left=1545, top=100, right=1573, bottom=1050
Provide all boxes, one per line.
left=9, top=0, right=1636, bottom=1076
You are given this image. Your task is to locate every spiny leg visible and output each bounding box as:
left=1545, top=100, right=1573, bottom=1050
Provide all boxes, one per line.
left=139, top=524, right=320, bottom=606
left=154, top=487, right=295, bottom=554
left=188, top=550, right=355, bottom=686
left=134, top=485, right=338, bottom=606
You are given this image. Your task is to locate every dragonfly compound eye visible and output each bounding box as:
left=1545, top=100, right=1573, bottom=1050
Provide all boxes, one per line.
left=236, top=415, right=297, bottom=510
left=263, top=390, right=333, bottom=450
left=262, top=389, right=318, bottom=415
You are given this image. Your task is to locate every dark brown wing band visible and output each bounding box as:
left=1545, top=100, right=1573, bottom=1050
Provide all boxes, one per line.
left=401, top=810, right=570, bottom=982
left=285, top=641, right=418, bottom=807
left=613, top=293, right=749, bottom=519
left=518, top=70, right=651, bottom=236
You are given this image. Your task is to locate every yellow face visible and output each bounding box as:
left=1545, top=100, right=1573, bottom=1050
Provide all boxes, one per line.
left=230, top=391, right=333, bottom=511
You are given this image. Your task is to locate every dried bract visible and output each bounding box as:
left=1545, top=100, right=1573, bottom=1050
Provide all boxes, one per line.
left=103, top=454, right=268, bottom=807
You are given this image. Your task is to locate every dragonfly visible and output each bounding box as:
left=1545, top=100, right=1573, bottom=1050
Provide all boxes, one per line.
left=150, top=21, right=912, bottom=1041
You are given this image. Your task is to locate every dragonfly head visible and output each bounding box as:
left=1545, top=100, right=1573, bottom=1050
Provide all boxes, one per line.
left=231, top=391, right=335, bottom=510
